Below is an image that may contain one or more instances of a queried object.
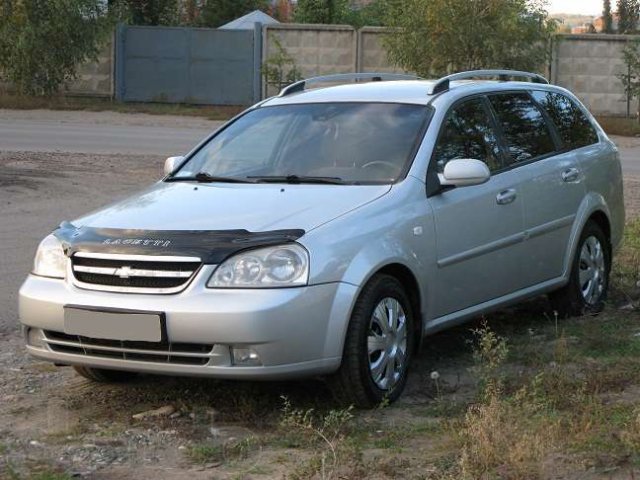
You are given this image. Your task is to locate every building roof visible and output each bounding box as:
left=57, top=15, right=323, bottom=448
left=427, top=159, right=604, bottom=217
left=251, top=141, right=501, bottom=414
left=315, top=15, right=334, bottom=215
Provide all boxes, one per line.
left=219, top=10, right=279, bottom=30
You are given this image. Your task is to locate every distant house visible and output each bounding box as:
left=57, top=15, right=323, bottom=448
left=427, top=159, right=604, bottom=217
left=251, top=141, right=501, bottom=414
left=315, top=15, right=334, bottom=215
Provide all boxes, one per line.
left=219, top=10, right=279, bottom=30
left=571, top=23, right=596, bottom=34
left=594, top=13, right=620, bottom=32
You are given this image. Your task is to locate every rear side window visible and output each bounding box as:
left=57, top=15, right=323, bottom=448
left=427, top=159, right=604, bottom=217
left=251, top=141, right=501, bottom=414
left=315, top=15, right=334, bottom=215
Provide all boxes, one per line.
left=531, top=90, right=598, bottom=150
left=488, top=93, right=556, bottom=164
left=433, top=98, right=502, bottom=173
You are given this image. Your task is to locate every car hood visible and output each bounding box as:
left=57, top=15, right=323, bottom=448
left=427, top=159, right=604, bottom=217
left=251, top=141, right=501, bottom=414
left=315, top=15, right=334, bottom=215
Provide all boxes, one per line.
left=74, top=181, right=392, bottom=232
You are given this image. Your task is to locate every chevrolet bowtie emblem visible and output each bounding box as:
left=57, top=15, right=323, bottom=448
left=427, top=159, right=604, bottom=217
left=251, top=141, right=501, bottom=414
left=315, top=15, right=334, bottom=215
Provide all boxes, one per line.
left=114, top=266, right=134, bottom=279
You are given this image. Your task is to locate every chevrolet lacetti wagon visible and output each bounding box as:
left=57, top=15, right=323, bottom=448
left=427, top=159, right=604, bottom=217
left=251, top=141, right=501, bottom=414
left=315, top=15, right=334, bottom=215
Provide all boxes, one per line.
left=19, top=70, right=624, bottom=407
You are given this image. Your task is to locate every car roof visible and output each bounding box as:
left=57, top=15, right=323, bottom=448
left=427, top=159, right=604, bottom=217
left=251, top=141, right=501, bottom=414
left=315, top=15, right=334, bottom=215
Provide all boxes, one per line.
left=261, top=79, right=563, bottom=108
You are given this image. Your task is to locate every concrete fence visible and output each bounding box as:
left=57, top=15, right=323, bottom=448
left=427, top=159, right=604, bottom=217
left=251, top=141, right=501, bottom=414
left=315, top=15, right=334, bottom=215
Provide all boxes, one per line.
left=261, top=24, right=408, bottom=96
left=550, top=34, right=633, bottom=116
left=6, top=26, right=640, bottom=114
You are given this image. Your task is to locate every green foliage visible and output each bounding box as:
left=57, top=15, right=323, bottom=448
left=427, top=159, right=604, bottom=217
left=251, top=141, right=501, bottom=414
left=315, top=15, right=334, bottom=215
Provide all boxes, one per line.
left=383, top=0, right=557, bottom=77
left=293, top=0, right=348, bottom=24
left=603, top=0, right=614, bottom=33
left=120, top=0, right=179, bottom=25
left=618, top=38, right=640, bottom=120
left=197, top=0, right=269, bottom=28
left=342, top=0, right=389, bottom=28
left=0, top=0, right=115, bottom=96
left=618, top=0, right=639, bottom=33
left=262, top=37, right=303, bottom=92
left=292, top=0, right=388, bottom=27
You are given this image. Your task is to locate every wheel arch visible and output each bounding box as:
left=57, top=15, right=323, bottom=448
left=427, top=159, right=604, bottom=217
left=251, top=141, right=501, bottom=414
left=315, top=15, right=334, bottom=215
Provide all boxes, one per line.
left=588, top=210, right=612, bottom=249
left=376, top=263, right=424, bottom=350
left=563, top=193, right=613, bottom=280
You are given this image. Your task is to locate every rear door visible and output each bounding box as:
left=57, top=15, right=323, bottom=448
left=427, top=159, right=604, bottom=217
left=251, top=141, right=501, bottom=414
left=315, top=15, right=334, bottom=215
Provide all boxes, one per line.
left=487, top=91, right=587, bottom=287
left=429, top=97, right=528, bottom=318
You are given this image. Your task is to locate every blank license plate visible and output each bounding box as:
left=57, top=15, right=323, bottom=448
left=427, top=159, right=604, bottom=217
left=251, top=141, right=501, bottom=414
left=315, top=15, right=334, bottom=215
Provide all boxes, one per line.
left=64, top=307, right=163, bottom=342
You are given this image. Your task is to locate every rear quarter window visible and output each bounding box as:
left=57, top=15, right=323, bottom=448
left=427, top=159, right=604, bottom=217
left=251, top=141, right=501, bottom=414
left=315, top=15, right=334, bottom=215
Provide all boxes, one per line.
left=531, top=90, right=599, bottom=150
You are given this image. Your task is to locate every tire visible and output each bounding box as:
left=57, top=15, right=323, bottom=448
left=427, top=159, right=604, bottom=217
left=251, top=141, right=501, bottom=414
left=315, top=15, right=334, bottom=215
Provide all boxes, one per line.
left=549, top=221, right=611, bottom=318
left=330, top=274, right=415, bottom=408
left=73, top=365, right=138, bottom=383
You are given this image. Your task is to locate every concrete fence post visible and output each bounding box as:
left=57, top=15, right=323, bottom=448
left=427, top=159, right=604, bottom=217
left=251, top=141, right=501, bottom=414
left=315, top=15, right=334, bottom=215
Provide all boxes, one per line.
left=253, top=22, right=263, bottom=102
left=114, top=23, right=126, bottom=101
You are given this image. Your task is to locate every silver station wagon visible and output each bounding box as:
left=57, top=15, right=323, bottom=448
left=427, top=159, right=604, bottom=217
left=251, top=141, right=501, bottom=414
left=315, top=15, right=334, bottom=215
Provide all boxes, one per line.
left=19, top=70, right=624, bottom=407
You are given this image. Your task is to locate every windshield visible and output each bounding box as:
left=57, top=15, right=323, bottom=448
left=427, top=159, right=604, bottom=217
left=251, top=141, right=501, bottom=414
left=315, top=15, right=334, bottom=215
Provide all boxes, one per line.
left=171, top=103, right=430, bottom=184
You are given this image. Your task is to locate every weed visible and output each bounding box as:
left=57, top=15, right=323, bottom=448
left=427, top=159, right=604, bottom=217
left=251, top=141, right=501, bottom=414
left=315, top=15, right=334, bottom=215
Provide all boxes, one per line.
left=469, top=321, right=509, bottom=397
left=186, top=436, right=259, bottom=465
left=279, top=397, right=362, bottom=479
left=187, top=444, right=224, bottom=464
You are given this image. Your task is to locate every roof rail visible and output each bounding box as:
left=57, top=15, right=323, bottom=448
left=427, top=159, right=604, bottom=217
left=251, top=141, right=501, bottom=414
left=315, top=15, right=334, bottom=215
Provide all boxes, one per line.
left=427, top=69, right=549, bottom=95
left=278, top=72, right=422, bottom=97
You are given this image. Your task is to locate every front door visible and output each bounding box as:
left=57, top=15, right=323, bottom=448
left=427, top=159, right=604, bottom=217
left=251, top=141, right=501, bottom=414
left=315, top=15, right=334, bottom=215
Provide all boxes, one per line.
left=428, top=97, right=527, bottom=318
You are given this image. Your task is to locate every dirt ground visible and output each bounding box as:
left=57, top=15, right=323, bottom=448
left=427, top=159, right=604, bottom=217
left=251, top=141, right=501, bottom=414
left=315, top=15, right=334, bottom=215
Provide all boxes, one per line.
left=0, top=142, right=639, bottom=479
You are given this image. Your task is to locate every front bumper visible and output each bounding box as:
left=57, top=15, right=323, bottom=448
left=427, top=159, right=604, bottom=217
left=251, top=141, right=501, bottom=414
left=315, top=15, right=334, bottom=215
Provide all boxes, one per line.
left=19, top=268, right=357, bottom=379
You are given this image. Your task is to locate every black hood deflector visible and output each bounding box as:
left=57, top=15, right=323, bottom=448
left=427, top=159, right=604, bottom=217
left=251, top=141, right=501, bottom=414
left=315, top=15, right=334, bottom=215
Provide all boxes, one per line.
left=54, top=222, right=305, bottom=264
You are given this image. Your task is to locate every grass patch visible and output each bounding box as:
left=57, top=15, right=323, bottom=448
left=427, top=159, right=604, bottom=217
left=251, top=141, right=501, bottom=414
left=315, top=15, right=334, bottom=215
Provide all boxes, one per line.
left=0, top=93, right=241, bottom=121
left=186, top=444, right=224, bottom=464
left=0, top=465, right=74, bottom=480
left=597, top=115, right=640, bottom=136
left=612, top=217, right=640, bottom=302
left=186, top=436, right=259, bottom=465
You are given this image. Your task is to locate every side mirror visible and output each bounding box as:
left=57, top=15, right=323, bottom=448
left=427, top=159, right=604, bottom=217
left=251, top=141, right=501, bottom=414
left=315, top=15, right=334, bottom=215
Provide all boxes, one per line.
left=438, top=159, right=490, bottom=187
left=164, top=156, right=184, bottom=176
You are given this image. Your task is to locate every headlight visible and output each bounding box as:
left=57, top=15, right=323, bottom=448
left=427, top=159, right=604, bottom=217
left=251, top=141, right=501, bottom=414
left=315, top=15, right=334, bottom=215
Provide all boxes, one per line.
left=32, top=234, right=67, bottom=279
left=208, top=244, right=309, bottom=288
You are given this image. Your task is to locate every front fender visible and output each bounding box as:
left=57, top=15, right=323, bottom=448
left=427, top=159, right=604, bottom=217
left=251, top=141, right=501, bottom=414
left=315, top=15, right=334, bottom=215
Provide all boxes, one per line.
left=300, top=177, right=436, bottom=356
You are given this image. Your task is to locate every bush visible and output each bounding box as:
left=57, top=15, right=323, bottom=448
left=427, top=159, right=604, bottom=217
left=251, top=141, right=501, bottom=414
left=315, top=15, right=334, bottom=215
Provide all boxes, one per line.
left=0, top=0, right=114, bottom=96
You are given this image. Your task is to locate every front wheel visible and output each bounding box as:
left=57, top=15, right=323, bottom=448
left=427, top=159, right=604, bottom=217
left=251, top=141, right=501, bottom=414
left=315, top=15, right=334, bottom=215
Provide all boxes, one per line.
left=549, top=221, right=611, bottom=317
left=329, top=274, right=415, bottom=408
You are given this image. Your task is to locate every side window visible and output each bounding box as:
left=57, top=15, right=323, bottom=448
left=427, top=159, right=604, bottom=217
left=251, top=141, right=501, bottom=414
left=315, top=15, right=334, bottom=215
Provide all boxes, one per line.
left=488, top=93, right=556, bottom=164
left=531, top=90, right=599, bottom=150
left=433, top=98, right=502, bottom=173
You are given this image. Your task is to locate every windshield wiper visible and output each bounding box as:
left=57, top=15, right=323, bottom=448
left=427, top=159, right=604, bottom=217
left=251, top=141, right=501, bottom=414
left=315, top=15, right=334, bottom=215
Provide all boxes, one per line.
left=247, top=175, right=346, bottom=185
left=168, top=172, right=255, bottom=184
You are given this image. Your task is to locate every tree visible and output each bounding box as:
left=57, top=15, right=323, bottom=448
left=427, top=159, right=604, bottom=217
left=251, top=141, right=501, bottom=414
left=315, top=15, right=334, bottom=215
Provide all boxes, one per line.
left=618, top=38, right=640, bottom=120
left=271, top=0, right=294, bottom=22
left=343, top=0, right=389, bottom=28
left=293, top=0, right=348, bottom=24
left=383, top=0, right=557, bottom=77
left=603, top=0, right=613, bottom=33
left=0, top=0, right=115, bottom=96
left=121, top=0, right=179, bottom=25
left=197, top=0, right=269, bottom=28
left=262, top=36, right=302, bottom=93
left=618, top=0, right=639, bottom=33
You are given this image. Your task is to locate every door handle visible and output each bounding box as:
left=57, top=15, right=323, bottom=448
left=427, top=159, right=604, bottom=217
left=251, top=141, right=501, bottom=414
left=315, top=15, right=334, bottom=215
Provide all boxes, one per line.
left=562, top=167, right=580, bottom=183
left=496, top=189, right=517, bottom=205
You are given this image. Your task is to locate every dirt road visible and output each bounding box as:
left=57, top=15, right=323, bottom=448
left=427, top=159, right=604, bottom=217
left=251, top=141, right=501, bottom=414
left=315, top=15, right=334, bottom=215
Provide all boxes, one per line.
left=1, top=111, right=638, bottom=479
left=0, top=109, right=221, bottom=155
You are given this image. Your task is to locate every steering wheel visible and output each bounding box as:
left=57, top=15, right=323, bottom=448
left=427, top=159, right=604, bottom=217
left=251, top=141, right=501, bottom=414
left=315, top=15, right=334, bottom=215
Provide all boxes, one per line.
left=361, top=160, right=399, bottom=176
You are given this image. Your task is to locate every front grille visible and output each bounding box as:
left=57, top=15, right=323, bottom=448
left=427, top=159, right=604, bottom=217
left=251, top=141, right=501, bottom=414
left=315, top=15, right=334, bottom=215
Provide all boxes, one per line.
left=44, top=330, right=214, bottom=366
left=70, top=253, right=201, bottom=293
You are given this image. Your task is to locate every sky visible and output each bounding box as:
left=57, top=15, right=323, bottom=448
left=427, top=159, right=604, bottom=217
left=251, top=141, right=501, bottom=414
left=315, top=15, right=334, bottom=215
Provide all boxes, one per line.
left=548, top=0, right=607, bottom=15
